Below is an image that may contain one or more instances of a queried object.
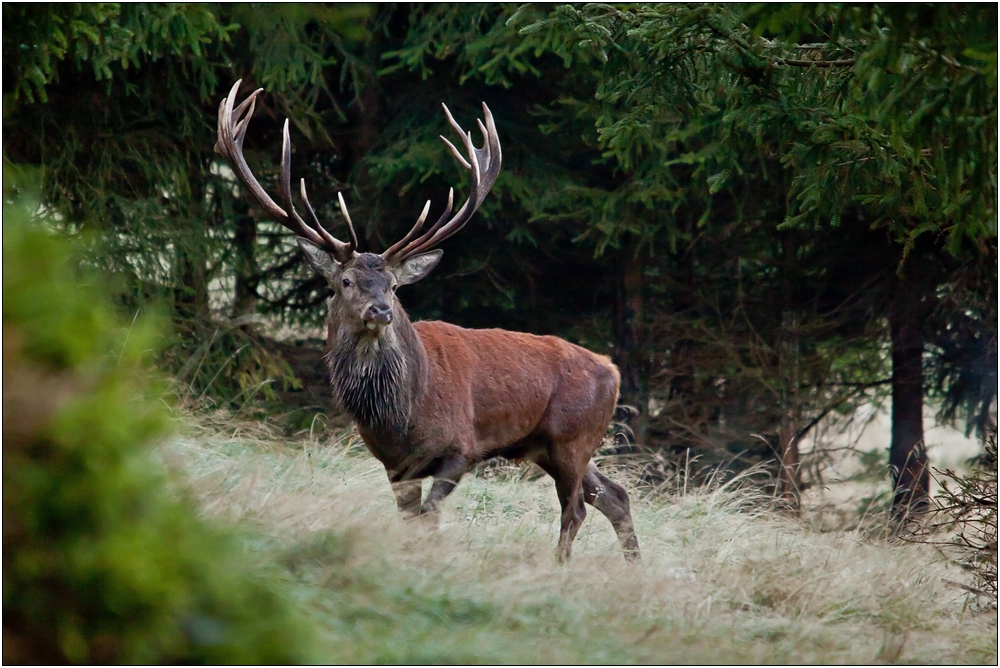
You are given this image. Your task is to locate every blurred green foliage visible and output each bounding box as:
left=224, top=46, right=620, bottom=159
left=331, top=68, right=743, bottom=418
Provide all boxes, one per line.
left=2, top=191, right=319, bottom=663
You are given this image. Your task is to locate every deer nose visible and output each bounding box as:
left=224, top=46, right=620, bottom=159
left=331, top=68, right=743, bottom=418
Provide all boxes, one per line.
left=368, top=302, right=393, bottom=325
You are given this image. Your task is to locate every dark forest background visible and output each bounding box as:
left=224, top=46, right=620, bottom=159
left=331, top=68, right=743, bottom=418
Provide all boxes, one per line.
left=4, top=3, right=997, bottom=518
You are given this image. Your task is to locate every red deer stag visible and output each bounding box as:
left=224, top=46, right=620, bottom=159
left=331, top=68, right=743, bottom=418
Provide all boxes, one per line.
left=215, top=80, right=640, bottom=562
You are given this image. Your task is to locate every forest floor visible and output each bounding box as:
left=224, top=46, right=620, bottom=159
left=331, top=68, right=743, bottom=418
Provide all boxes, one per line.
left=159, top=417, right=997, bottom=665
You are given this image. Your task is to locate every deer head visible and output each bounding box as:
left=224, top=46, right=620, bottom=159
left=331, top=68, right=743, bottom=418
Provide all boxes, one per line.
left=214, top=80, right=501, bottom=336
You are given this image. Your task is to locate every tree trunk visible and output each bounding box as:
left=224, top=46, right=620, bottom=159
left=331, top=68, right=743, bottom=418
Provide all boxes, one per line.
left=776, top=423, right=802, bottom=515
left=777, top=234, right=803, bottom=515
left=889, top=301, right=929, bottom=519
left=174, top=174, right=210, bottom=332
left=232, top=212, right=259, bottom=319
left=174, top=222, right=209, bottom=331
left=665, top=238, right=704, bottom=450
left=614, top=238, right=649, bottom=445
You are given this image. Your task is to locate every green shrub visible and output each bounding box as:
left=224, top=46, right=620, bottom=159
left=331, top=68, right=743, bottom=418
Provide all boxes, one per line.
left=2, top=198, right=320, bottom=663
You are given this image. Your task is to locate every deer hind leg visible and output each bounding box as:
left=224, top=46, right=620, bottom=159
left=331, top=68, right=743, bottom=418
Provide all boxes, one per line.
left=553, top=473, right=587, bottom=563
left=583, top=462, right=641, bottom=562
left=537, top=453, right=588, bottom=563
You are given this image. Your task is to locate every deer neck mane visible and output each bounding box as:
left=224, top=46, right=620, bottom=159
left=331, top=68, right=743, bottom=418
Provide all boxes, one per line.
left=324, top=297, right=427, bottom=444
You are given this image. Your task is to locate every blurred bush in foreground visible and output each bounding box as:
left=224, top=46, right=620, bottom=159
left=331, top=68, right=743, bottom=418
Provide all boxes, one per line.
left=2, top=192, right=319, bottom=663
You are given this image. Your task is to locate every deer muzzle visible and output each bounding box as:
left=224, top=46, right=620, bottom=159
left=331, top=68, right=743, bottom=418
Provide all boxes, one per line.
left=364, top=302, right=393, bottom=329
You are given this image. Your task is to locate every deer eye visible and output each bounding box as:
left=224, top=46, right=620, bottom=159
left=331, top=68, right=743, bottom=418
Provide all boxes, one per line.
left=342, top=277, right=352, bottom=288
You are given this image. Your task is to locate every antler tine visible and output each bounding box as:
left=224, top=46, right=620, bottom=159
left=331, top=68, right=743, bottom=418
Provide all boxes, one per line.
left=380, top=189, right=454, bottom=260
left=478, top=101, right=502, bottom=198
left=381, top=102, right=501, bottom=265
left=278, top=119, right=357, bottom=261
left=299, top=178, right=322, bottom=230
left=336, top=192, right=360, bottom=250
left=215, top=79, right=356, bottom=264
left=301, top=178, right=355, bottom=259
left=215, top=82, right=288, bottom=223
left=442, top=104, right=478, bottom=171
left=415, top=188, right=457, bottom=241
left=230, top=89, right=260, bottom=150
left=277, top=120, right=324, bottom=246
left=278, top=120, right=357, bottom=262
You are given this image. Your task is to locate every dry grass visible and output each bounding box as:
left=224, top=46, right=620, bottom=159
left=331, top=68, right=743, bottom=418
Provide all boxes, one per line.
left=158, top=418, right=998, bottom=665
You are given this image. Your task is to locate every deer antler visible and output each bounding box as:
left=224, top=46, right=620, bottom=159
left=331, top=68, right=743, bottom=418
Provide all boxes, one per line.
left=217, top=80, right=500, bottom=266
left=215, top=79, right=357, bottom=264
left=378, top=102, right=502, bottom=265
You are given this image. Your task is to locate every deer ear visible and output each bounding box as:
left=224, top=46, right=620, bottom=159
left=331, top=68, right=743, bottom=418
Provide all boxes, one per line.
left=297, top=238, right=341, bottom=281
left=393, top=250, right=443, bottom=286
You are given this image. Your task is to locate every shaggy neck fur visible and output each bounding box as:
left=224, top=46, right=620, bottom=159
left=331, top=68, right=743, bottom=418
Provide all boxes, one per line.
left=324, top=297, right=425, bottom=447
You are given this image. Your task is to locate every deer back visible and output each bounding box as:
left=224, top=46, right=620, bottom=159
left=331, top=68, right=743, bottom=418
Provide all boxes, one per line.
left=406, top=321, right=621, bottom=462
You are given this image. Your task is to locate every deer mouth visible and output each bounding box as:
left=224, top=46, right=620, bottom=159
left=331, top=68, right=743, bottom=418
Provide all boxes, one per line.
left=364, top=313, right=393, bottom=331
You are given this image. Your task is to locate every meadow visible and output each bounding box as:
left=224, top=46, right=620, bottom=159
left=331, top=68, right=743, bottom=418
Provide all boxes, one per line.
left=159, top=419, right=998, bottom=665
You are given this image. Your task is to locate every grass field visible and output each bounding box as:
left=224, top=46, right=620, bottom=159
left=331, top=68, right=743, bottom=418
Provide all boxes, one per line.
left=160, top=419, right=997, bottom=665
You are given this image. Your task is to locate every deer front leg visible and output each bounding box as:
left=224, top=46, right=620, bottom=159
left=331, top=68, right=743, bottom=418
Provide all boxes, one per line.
left=390, top=478, right=422, bottom=518
left=418, top=453, right=467, bottom=517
